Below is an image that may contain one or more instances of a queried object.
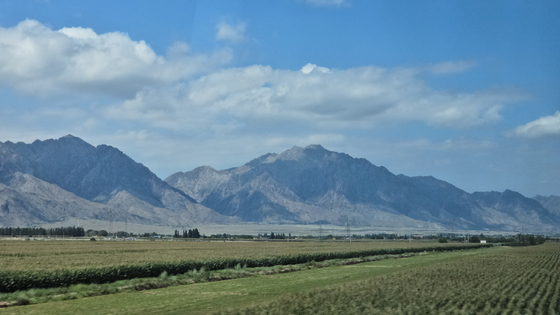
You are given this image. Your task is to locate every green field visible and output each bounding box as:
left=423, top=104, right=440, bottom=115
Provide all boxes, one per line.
left=0, top=246, right=493, bottom=314
left=1, top=241, right=557, bottom=314
left=221, top=243, right=560, bottom=315
left=0, top=239, right=463, bottom=272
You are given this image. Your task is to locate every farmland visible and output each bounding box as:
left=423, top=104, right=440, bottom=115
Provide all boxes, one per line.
left=1, top=239, right=557, bottom=314
left=0, top=238, right=467, bottom=272
left=220, top=242, right=560, bottom=314
left=0, top=245, right=496, bottom=314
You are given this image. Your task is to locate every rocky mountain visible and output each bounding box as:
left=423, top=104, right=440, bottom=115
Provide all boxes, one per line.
left=166, top=145, right=560, bottom=231
left=533, top=195, right=560, bottom=217
left=472, top=190, right=560, bottom=231
left=2, top=137, right=559, bottom=231
left=0, top=172, right=118, bottom=227
left=0, top=135, right=234, bottom=227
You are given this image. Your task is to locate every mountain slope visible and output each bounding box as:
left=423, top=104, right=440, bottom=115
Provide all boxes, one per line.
left=2, top=137, right=558, bottom=231
left=0, top=172, right=116, bottom=227
left=533, top=195, right=560, bottom=217
left=0, top=136, right=234, bottom=227
left=1, top=135, right=190, bottom=206
left=167, top=145, right=560, bottom=231
left=472, top=190, right=560, bottom=230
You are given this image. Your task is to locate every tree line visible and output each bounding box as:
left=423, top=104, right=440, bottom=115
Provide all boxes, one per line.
left=0, top=226, right=85, bottom=237
left=174, top=228, right=201, bottom=238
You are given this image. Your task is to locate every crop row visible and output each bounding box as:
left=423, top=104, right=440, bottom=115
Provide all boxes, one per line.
left=0, top=240, right=462, bottom=272
left=0, top=244, right=490, bottom=293
left=218, top=243, right=560, bottom=315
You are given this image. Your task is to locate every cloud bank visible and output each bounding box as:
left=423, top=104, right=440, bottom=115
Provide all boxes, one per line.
left=0, top=20, right=524, bottom=135
left=105, top=62, right=524, bottom=133
left=0, top=20, right=231, bottom=98
left=513, top=111, right=560, bottom=138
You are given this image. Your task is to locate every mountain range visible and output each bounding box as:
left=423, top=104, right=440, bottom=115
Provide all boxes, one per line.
left=0, top=135, right=234, bottom=227
left=1, top=135, right=559, bottom=232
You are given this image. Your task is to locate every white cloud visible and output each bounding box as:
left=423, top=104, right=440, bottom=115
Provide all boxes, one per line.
left=215, top=21, right=246, bottom=42
left=0, top=20, right=231, bottom=98
left=301, top=63, right=330, bottom=74
left=513, top=111, right=560, bottom=138
left=0, top=20, right=517, bottom=134
left=105, top=62, right=524, bottom=132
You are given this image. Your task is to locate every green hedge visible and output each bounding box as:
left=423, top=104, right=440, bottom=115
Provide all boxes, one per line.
left=0, top=244, right=491, bottom=293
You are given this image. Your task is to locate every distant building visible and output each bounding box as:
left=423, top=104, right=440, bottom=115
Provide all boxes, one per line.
left=480, top=240, right=486, bottom=244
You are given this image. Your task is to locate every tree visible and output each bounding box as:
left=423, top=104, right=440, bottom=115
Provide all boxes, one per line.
left=469, top=236, right=480, bottom=243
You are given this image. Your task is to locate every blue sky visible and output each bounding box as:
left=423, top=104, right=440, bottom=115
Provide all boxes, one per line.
left=0, top=0, right=559, bottom=197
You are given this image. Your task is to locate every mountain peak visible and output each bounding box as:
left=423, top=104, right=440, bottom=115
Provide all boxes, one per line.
left=502, top=189, right=523, bottom=199
left=304, top=144, right=326, bottom=150
left=273, top=146, right=305, bottom=161
left=21, top=135, right=93, bottom=150
left=57, top=134, right=91, bottom=146
left=259, top=144, right=334, bottom=164
left=193, top=165, right=217, bottom=173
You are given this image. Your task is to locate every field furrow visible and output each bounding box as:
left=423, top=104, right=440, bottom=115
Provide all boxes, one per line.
left=216, top=242, right=560, bottom=315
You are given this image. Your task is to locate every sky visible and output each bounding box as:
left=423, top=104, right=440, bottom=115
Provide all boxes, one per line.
left=0, top=0, right=559, bottom=197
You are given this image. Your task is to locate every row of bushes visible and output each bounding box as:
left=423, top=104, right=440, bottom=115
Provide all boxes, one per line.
left=0, top=244, right=491, bottom=293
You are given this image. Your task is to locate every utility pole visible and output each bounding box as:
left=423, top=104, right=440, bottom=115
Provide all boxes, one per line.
left=109, top=209, right=113, bottom=238
left=318, top=224, right=323, bottom=242
left=62, top=209, right=68, bottom=239
left=346, top=217, right=351, bottom=243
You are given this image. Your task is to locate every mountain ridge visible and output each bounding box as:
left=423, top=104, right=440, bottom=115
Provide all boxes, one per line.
left=0, top=135, right=235, bottom=227
left=167, top=144, right=560, bottom=231
left=1, top=137, right=558, bottom=231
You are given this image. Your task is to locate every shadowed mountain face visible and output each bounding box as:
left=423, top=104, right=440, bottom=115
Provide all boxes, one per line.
left=166, top=145, right=560, bottom=231
left=0, top=135, right=233, bottom=227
